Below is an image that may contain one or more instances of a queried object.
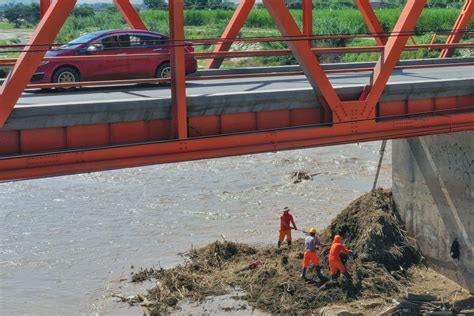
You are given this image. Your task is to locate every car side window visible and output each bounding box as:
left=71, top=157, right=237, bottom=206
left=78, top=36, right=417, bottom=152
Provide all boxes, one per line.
left=118, top=34, right=130, bottom=48
left=100, top=35, right=120, bottom=49
left=99, top=35, right=130, bottom=49
left=129, top=35, right=165, bottom=48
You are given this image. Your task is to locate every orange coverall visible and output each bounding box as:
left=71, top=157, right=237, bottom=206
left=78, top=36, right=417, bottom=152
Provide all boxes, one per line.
left=329, top=235, right=350, bottom=275
left=279, top=212, right=295, bottom=242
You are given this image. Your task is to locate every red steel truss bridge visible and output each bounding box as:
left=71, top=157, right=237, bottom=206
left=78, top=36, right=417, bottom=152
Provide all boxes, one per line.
left=0, top=0, right=473, bottom=181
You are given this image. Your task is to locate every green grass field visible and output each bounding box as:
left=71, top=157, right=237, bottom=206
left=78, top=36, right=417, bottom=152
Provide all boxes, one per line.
left=0, top=22, right=14, bottom=29
left=53, top=8, right=472, bottom=42
left=0, top=8, right=472, bottom=67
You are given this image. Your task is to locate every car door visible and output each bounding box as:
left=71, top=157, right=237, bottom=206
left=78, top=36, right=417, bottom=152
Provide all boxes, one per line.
left=122, top=34, right=168, bottom=79
left=81, top=34, right=131, bottom=81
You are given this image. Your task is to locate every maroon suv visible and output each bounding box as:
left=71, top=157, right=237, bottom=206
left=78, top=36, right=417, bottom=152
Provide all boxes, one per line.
left=32, top=29, right=198, bottom=85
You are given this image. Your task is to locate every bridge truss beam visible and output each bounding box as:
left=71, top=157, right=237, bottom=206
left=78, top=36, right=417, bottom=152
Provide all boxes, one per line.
left=1, top=0, right=473, bottom=181
left=1, top=102, right=473, bottom=181
left=0, top=0, right=147, bottom=128
left=205, top=0, right=255, bottom=69
left=440, top=0, right=474, bottom=58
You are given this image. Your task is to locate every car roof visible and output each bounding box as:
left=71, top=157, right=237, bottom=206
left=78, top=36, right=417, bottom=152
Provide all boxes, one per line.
left=100, top=29, right=167, bottom=38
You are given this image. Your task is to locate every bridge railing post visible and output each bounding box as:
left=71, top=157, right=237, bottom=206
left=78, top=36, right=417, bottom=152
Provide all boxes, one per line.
left=169, top=0, right=188, bottom=139
left=302, top=0, right=313, bottom=47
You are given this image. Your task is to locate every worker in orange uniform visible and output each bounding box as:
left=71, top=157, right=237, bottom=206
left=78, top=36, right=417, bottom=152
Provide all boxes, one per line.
left=301, top=227, right=326, bottom=280
left=278, top=207, right=297, bottom=248
left=329, top=234, right=351, bottom=281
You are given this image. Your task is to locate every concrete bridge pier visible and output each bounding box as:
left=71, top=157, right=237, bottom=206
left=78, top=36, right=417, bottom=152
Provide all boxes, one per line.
left=392, top=131, right=474, bottom=293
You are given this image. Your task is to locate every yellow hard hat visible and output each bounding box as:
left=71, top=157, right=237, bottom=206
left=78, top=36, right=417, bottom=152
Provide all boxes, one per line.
left=309, top=227, right=317, bottom=234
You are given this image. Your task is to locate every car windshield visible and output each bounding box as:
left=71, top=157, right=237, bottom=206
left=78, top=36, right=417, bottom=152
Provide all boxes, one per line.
left=60, top=31, right=107, bottom=49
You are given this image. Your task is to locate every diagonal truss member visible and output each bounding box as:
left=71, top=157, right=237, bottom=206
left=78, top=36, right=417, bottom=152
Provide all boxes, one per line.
left=440, top=0, right=474, bottom=58
left=0, top=0, right=147, bottom=128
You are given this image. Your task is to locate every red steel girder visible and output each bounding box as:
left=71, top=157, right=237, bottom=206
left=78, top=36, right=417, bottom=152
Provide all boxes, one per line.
left=114, top=0, right=147, bottom=30
left=0, top=0, right=146, bottom=128
left=40, top=0, right=145, bottom=28
left=365, top=0, right=427, bottom=115
left=206, top=0, right=391, bottom=70
left=0, top=0, right=77, bottom=128
left=205, top=0, right=255, bottom=69
left=1, top=109, right=473, bottom=182
left=355, top=0, right=417, bottom=46
left=169, top=0, right=188, bottom=139
left=440, top=0, right=474, bottom=58
left=205, top=0, right=426, bottom=122
left=262, top=0, right=342, bottom=120
left=40, top=0, right=51, bottom=18
left=355, top=0, right=387, bottom=46
left=303, top=0, right=313, bottom=46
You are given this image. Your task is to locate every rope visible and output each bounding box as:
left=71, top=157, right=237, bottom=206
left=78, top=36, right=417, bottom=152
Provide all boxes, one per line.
left=372, top=140, right=387, bottom=192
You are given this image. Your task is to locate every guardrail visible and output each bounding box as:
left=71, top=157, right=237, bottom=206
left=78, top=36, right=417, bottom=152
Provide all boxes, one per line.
left=0, top=42, right=472, bottom=90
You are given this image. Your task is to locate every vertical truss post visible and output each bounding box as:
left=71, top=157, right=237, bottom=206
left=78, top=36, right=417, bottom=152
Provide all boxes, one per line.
left=205, top=0, right=255, bottom=69
left=169, top=0, right=188, bottom=139
left=355, top=0, right=387, bottom=46
left=40, top=0, right=51, bottom=19
left=302, top=0, right=313, bottom=47
left=0, top=0, right=77, bottom=128
left=114, top=0, right=147, bottom=30
left=263, top=0, right=342, bottom=119
left=440, top=0, right=474, bottom=58
left=365, top=0, right=426, bottom=112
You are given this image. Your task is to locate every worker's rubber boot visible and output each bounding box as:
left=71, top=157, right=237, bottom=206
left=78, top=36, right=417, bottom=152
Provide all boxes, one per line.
left=316, top=266, right=324, bottom=278
left=300, top=268, right=307, bottom=279
left=287, top=240, right=292, bottom=247
left=343, top=271, right=352, bottom=281
left=331, top=271, right=340, bottom=281
left=277, top=241, right=282, bottom=248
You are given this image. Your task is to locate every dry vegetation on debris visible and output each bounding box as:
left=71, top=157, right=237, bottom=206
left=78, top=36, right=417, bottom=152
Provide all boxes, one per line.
left=123, top=189, right=471, bottom=314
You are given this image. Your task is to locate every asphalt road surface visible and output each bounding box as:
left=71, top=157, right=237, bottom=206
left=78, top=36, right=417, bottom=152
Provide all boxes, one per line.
left=15, top=65, right=474, bottom=108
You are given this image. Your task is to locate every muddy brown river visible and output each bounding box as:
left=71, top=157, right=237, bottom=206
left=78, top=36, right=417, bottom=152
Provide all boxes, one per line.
left=0, top=141, right=392, bottom=315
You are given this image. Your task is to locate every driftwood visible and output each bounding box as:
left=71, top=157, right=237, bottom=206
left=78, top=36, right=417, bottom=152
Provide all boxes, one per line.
left=379, top=293, right=456, bottom=315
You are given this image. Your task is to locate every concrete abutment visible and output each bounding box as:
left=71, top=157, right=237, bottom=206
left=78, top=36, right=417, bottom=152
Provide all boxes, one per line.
left=392, top=131, right=474, bottom=292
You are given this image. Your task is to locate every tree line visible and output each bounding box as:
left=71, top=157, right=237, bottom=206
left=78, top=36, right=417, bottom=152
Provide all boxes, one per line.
left=0, top=3, right=97, bottom=28
left=144, top=0, right=468, bottom=9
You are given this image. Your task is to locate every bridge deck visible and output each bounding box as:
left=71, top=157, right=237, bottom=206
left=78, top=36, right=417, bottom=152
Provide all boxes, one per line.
left=0, top=60, right=473, bottom=181
left=16, top=64, right=473, bottom=107
left=5, top=63, right=474, bottom=131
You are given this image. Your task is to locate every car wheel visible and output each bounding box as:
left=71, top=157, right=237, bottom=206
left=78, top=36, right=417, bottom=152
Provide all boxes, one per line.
left=156, top=62, right=171, bottom=85
left=52, top=67, right=79, bottom=90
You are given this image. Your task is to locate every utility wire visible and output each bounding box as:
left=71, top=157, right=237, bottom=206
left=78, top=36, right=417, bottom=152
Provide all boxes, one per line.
left=0, top=29, right=471, bottom=54
left=0, top=28, right=471, bottom=48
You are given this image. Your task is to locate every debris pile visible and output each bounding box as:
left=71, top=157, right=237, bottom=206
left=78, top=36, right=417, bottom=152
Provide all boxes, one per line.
left=290, top=170, right=316, bottom=183
left=126, top=189, right=423, bottom=314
